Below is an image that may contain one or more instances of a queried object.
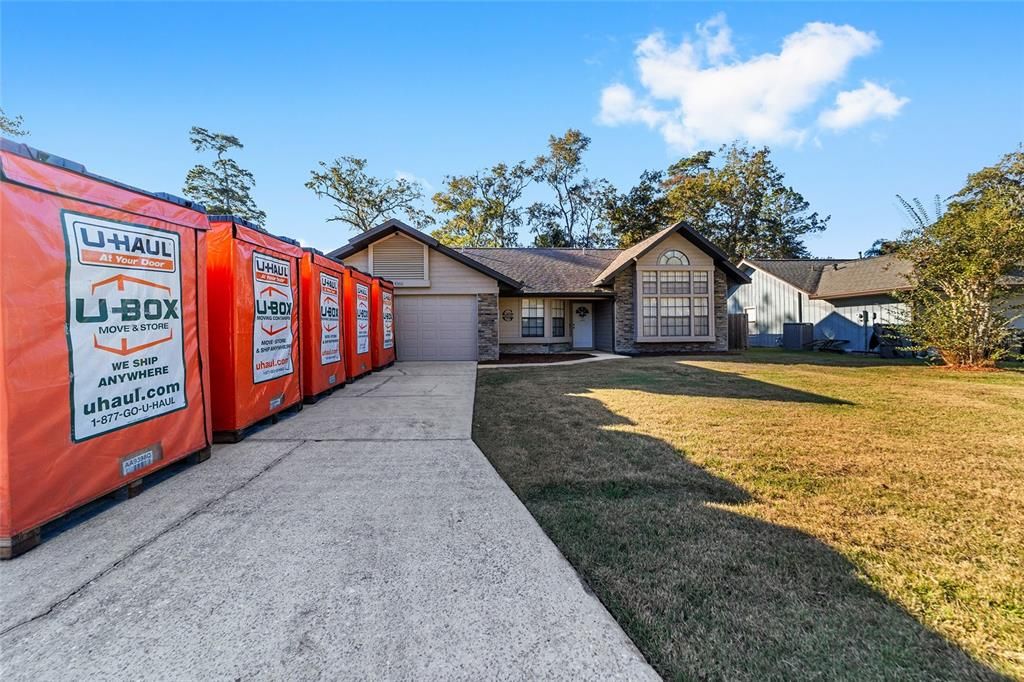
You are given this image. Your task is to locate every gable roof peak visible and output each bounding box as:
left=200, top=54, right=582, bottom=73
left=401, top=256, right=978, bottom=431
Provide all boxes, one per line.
left=592, top=220, right=750, bottom=286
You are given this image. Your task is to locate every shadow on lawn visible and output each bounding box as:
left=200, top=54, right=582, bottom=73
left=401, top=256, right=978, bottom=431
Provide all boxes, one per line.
left=474, top=372, right=1002, bottom=681
left=710, top=349, right=926, bottom=369
left=575, top=357, right=855, bottom=405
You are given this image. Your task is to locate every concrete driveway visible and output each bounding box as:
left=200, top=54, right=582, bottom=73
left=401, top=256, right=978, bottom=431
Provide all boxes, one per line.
left=0, top=362, right=657, bottom=680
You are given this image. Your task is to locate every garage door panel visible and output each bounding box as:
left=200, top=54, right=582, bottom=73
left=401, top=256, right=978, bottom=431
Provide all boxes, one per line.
left=395, top=295, right=477, bottom=361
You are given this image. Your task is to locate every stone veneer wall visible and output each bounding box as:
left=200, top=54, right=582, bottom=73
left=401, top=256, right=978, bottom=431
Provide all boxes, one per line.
left=613, top=265, right=729, bottom=354
left=499, top=342, right=573, bottom=354
left=477, top=293, right=499, bottom=361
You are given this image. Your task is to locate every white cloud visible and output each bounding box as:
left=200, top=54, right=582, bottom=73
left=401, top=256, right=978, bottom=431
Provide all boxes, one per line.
left=818, top=81, right=909, bottom=130
left=696, top=13, right=735, bottom=64
left=599, top=16, right=906, bottom=150
left=395, top=170, right=434, bottom=193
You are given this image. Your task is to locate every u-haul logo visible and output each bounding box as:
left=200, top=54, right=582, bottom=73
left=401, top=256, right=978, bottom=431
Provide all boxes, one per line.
left=63, top=212, right=187, bottom=442
left=252, top=252, right=295, bottom=383
left=355, top=283, right=370, bottom=355
left=75, top=223, right=178, bottom=273
left=319, top=272, right=341, bottom=365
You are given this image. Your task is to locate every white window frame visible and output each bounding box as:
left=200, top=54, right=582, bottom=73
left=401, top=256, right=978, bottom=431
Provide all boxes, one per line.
left=521, top=298, right=545, bottom=338
left=636, top=264, right=715, bottom=342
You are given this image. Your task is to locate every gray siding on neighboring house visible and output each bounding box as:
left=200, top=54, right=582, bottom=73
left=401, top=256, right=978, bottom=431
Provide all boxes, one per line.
left=593, top=299, right=614, bottom=352
left=727, top=266, right=907, bottom=352
left=1006, top=293, right=1024, bottom=330
left=821, top=296, right=907, bottom=352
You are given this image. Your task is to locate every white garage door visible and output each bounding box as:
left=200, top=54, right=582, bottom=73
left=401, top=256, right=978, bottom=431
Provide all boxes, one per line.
left=395, top=295, right=478, bottom=361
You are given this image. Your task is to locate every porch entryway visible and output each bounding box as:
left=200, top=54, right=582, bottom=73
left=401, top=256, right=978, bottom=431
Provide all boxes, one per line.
left=572, top=302, right=593, bottom=350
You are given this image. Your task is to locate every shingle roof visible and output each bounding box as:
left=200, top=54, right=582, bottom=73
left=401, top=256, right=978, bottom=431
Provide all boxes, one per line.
left=811, top=254, right=914, bottom=299
left=592, top=221, right=751, bottom=286
left=745, top=259, right=849, bottom=294
left=328, top=219, right=523, bottom=288
left=328, top=219, right=750, bottom=295
left=461, top=248, right=620, bottom=295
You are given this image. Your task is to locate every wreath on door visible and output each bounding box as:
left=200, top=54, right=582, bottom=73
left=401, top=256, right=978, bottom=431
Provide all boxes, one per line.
left=575, top=306, right=589, bottom=319
left=501, top=309, right=513, bottom=321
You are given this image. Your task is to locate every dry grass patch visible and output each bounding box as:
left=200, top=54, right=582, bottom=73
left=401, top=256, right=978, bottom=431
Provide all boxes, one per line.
left=473, top=350, right=1023, bottom=680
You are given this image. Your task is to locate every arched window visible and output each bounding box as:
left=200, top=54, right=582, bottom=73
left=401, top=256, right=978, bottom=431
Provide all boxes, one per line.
left=658, top=249, right=689, bottom=266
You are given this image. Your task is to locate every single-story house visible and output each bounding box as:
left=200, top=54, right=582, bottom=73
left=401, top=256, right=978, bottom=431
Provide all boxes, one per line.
left=329, top=219, right=750, bottom=361
left=727, top=255, right=913, bottom=352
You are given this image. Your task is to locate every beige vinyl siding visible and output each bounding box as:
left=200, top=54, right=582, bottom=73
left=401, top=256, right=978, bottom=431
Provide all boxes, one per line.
left=343, top=248, right=368, bottom=272
left=342, top=240, right=497, bottom=295
left=423, top=249, right=497, bottom=294
left=635, top=233, right=713, bottom=268
left=498, top=297, right=572, bottom=343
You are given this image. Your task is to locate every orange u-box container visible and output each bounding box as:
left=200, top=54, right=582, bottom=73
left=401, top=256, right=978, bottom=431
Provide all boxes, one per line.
left=300, top=249, right=347, bottom=400
left=206, top=216, right=303, bottom=440
left=343, top=268, right=374, bottom=380
left=371, top=277, right=396, bottom=370
left=0, top=140, right=212, bottom=558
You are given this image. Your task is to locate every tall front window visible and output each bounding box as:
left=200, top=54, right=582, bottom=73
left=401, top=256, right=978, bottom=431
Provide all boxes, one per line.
left=551, top=300, right=565, bottom=337
left=521, top=298, right=544, bottom=337
left=638, top=249, right=713, bottom=340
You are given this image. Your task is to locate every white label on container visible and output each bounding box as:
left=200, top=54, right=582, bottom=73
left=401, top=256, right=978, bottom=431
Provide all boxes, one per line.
left=120, top=443, right=163, bottom=477
left=252, top=252, right=294, bottom=383
left=62, top=212, right=187, bottom=442
left=320, top=272, right=341, bottom=365
left=383, top=291, right=394, bottom=350
left=356, top=283, right=370, bottom=355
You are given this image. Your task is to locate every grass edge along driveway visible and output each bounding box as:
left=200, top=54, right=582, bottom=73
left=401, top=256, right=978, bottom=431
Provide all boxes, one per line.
left=473, top=351, right=1023, bottom=681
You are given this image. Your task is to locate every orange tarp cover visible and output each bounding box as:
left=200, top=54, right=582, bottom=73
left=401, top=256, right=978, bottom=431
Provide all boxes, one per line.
left=205, top=217, right=303, bottom=433
left=0, top=146, right=211, bottom=540
left=300, top=250, right=347, bottom=398
left=343, top=268, right=374, bottom=379
left=371, top=278, right=396, bottom=369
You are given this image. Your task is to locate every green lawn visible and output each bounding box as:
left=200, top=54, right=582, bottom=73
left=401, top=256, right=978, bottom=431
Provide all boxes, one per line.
left=473, top=350, right=1024, bottom=681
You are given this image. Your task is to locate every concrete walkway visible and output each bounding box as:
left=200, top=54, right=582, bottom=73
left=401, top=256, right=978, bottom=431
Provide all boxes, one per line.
left=0, top=362, right=657, bottom=680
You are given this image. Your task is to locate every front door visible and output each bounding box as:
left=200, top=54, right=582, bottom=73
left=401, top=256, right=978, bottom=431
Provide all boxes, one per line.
left=572, top=302, right=593, bottom=349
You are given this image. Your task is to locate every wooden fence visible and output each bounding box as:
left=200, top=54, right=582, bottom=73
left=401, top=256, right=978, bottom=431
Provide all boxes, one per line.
left=728, top=313, right=749, bottom=351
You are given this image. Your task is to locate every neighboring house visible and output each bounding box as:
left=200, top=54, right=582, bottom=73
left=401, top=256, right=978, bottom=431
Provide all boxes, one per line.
left=329, top=219, right=750, bottom=361
left=727, top=255, right=913, bottom=352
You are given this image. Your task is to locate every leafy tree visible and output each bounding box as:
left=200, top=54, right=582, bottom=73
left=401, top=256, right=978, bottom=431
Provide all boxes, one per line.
left=0, top=108, right=29, bottom=137
left=896, top=193, right=944, bottom=230
left=663, top=142, right=829, bottom=261
left=864, top=238, right=902, bottom=257
left=606, top=169, right=671, bottom=247
left=306, top=156, right=433, bottom=233
left=183, top=127, right=266, bottom=226
left=896, top=149, right=1024, bottom=368
left=431, top=161, right=533, bottom=247
left=528, top=129, right=615, bottom=248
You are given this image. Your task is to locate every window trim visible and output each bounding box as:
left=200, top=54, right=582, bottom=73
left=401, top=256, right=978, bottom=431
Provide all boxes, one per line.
left=636, top=266, right=715, bottom=342
left=658, top=249, right=690, bottom=266
left=521, top=298, right=545, bottom=338
left=550, top=300, right=566, bottom=338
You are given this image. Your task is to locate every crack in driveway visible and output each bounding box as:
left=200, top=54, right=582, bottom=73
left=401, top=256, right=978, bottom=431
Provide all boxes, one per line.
left=0, top=441, right=307, bottom=639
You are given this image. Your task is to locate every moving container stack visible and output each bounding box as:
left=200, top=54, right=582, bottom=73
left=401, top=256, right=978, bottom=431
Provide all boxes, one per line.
left=300, top=248, right=347, bottom=401
left=205, top=216, right=303, bottom=442
left=342, top=267, right=374, bottom=380
left=0, top=140, right=213, bottom=558
left=370, top=277, right=396, bottom=369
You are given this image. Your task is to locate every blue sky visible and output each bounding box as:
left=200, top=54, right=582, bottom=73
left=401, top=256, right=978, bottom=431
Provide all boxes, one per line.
left=3, top=2, right=1022, bottom=256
